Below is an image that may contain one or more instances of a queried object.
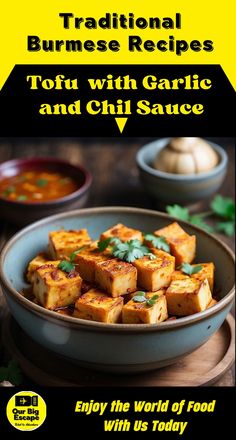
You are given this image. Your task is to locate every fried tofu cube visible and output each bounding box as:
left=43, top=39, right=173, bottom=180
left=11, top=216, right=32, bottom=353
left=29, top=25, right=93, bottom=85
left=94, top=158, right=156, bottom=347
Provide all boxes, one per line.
left=171, top=263, right=215, bottom=292
left=26, top=253, right=49, bottom=283
left=166, top=278, right=212, bottom=316
left=73, top=288, right=123, bottom=323
left=171, top=270, right=189, bottom=282
left=100, top=223, right=143, bottom=243
left=191, top=263, right=215, bottom=292
left=33, top=263, right=82, bottom=310
left=155, top=222, right=196, bottom=266
left=95, top=259, right=137, bottom=297
left=48, top=229, right=92, bottom=260
left=132, top=249, right=175, bottom=291
left=74, top=242, right=112, bottom=283
left=122, top=291, right=168, bottom=324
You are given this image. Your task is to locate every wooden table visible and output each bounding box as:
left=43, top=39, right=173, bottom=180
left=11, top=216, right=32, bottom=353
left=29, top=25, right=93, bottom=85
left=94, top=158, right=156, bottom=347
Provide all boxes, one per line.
left=0, top=137, right=235, bottom=386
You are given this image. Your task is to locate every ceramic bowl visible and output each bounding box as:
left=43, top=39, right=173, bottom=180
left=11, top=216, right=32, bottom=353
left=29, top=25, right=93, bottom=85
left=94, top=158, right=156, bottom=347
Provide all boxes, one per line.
left=136, top=138, right=228, bottom=205
left=0, top=157, right=92, bottom=224
left=0, top=207, right=234, bottom=373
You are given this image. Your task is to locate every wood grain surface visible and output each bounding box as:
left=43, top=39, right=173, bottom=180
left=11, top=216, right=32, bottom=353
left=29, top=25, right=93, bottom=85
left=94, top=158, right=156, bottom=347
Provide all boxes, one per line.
left=0, top=137, right=235, bottom=386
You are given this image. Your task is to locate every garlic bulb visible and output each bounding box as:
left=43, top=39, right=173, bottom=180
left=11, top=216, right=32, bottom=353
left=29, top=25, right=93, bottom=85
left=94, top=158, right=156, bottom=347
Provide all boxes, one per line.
left=154, top=137, right=219, bottom=174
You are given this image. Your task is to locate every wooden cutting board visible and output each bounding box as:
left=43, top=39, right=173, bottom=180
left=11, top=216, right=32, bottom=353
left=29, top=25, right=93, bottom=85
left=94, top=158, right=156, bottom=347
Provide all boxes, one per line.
left=2, top=313, right=235, bottom=387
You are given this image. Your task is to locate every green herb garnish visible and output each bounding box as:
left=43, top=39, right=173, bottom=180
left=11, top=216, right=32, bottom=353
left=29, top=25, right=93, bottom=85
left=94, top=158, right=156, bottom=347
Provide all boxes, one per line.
left=144, top=234, right=170, bottom=253
left=98, top=238, right=156, bottom=262
left=215, top=221, right=235, bottom=236
left=211, top=195, right=235, bottom=220
left=2, top=186, right=16, bottom=197
left=112, top=239, right=156, bottom=263
left=132, top=291, right=159, bottom=307
left=132, top=291, right=147, bottom=302
left=17, top=195, right=28, bottom=201
left=36, top=178, right=48, bottom=187
left=166, top=194, right=235, bottom=236
left=180, top=263, right=203, bottom=276
left=166, top=205, right=189, bottom=221
left=0, top=360, right=22, bottom=385
left=58, top=260, right=75, bottom=273
left=97, top=237, right=121, bottom=252
left=70, top=246, right=87, bottom=262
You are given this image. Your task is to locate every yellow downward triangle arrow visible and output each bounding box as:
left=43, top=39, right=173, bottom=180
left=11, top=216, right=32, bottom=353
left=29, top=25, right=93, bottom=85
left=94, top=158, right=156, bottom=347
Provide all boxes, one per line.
left=115, top=117, right=128, bottom=133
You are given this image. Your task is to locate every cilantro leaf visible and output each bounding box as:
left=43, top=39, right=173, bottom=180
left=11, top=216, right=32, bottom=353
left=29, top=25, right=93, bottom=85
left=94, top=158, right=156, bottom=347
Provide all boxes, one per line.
left=17, top=195, right=28, bottom=201
left=144, top=234, right=170, bottom=253
left=189, top=215, right=215, bottom=233
left=112, top=240, right=155, bottom=263
left=166, top=194, right=235, bottom=237
left=98, top=237, right=121, bottom=252
left=132, top=292, right=146, bottom=302
left=0, top=360, right=22, bottom=385
left=70, top=246, right=88, bottom=262
left=58, top=260, right=75, bottom=273
left=2, top=186, right=16, bottom=197
left=180, top=262, right=203, bottom=275
left=211, top=195, right=235, bottom=220
left=36, top=178, right=48, bottom=187
left=134, top=291, right=146, bottom=296
left=216, top=221, right=235, bottom=236
left=132, top=292, right=159, bottom=307
left=146, top=295, right=159, bottom=307
left=166, top=205, right=190, bottom=221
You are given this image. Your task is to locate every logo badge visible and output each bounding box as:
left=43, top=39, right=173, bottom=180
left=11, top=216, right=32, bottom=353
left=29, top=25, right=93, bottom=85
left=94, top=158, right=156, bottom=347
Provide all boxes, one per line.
left=6, top=391, right=46, bottom=431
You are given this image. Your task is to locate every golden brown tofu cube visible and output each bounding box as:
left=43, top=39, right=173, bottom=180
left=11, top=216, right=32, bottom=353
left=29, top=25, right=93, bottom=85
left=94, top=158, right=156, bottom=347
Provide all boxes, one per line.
left=100, top=223, right=143, bottom=243
left=166, top=278, right=212, bottom=316
left=122, top=291, right=168, bottom=324
left=74, top=242, right=112, bottom=283
left=191, top=263, right=215, bottom=292
left=48, top=229, right=92, bottom=260
left=26, top=253, right=49, bottom=283
left=155, top=222, right=196, bottom=266
left=132, top=249, right=175, bottom=292
left=171, top=263, right=215, bottom=292
left=171, top=270, right=189, bottom=282
left=95, top=259, right=137, bottom=297
left=73, top=288, right=123, bottom=323
left=33, top=263, right=82, bottom=310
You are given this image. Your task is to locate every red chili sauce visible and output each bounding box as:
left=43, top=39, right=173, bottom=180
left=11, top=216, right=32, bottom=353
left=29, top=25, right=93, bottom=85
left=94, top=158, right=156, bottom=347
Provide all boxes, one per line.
left=0, top=171, right=79, bottom=202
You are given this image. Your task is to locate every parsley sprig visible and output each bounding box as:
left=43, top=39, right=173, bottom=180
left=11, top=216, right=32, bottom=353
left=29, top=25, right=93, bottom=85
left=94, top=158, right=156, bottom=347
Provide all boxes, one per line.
left=97, top=238, right=156, bottom=263
left=179, top=263, right=203, bottom=276
left=58, top=246, right=88, bottom=273
left=144, top=234, right=170, bottom=252
left=166, top=194, right=235, bottom=236
left=132, top=291, right=159, bottom=307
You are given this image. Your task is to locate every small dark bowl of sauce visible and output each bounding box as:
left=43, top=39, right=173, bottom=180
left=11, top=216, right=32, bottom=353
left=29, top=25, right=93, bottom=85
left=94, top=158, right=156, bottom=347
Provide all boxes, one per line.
left=0, top=157, right=92, bottom=224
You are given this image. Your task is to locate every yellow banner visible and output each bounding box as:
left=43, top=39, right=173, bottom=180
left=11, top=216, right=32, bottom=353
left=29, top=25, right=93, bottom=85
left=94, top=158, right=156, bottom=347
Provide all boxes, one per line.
left=0, top=0, right=235, bottom=90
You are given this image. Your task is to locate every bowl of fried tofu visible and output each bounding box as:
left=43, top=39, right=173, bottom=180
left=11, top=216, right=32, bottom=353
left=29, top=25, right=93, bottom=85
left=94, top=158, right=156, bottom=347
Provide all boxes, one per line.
left=0, top=207, right=234, bottom=373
